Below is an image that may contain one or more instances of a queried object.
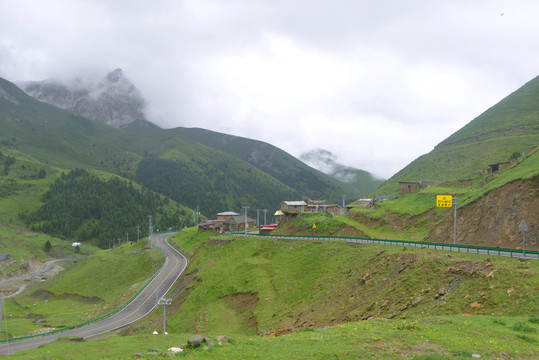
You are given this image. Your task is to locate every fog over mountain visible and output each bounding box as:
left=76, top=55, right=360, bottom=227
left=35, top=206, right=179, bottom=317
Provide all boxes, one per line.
left=20, top=69, right=147, bottom=129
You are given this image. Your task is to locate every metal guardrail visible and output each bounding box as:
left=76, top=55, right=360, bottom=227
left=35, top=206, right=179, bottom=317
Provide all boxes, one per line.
left=0, top=236, right=168, bottom=344
left=231, top=232, right=539, bottom=260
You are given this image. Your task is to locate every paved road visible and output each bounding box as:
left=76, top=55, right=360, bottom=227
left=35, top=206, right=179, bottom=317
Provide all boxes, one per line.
left=0, top=232, right=187, bottom=355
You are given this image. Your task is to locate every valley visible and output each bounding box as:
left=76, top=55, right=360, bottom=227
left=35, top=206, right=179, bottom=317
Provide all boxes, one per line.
left=0, top=72, right=538, bottom=358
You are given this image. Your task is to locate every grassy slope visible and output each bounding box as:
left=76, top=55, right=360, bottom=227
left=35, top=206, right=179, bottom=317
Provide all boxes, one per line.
left=281, top=147, right=538, bottom=244
left=168, top=127, right=371, bottom=201
left=6, top=232, right=537, bottom=359
left=2, top=239, right=163, bottom=339
left=0, top=77, right=325, bottom=218
left=0, top=149, right=192, bottom=246
left=376, top=76, right=539, bottom=195
left=4, top=315, right=539, bottom=359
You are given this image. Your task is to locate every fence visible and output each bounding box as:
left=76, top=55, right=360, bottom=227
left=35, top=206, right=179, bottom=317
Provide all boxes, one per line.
left=232, top=232, right=539, bottom=260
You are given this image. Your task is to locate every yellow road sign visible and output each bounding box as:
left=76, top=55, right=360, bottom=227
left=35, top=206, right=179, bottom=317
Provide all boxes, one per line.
left=312, top=224, right=316, bottom=228
left=436, top=195, right=453, bottom=207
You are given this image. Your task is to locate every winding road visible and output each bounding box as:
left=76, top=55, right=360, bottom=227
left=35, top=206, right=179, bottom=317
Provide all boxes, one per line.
left=0, top=232, right=187, bottom=355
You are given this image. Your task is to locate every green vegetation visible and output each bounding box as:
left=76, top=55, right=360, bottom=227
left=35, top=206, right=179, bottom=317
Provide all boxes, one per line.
left=19, top=168, right=191, bottom=248
left=166, top=234, right=538, bottom=336
left=5, top=233, right=537, bottom=359
left=169, top=127, right=381, bottom=200
left=1, top=75, right=360, bottom=220
left=3, top=315, right=539, bottom=359
left=135, top=155, right=299, bottom=218
left=0, top=226, right=76, bottom=262
left=2, top=239, right=163, bottom=338
left=377, top=76, right=539, bottom=195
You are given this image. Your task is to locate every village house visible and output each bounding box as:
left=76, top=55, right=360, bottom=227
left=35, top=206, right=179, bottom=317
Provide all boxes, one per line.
left=198, top=219, right=224, bottom=232
left=198, top=211, right=254, bottom=233
left=281, top=200, right=308, bottom=212
left=356, top=195, right=396, bottom=209
left=221, top=215, right=256, bottom=233
left=259, top=223, right=279, bottom=234
left=217, top=211, right=239, bottom=220
left=488, top=161, right=511, bottom=174
left=398, top=181, right=438, bottom=195
left=307, top=201, right=343, bottom=215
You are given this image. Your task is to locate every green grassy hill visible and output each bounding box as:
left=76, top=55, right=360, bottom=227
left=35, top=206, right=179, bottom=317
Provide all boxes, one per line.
left=1, top=76, right=357, bottom=221
left=2, top=230, right=538, bottom=359
left=166, top=232, right=538, bottom=334
left=275, top=147, right=538, bottom=250
left=166, top=127, right=379, bottom=201
left=376, top=76, right=539, bottom=195
left=1, top=239, right=163, bottom=339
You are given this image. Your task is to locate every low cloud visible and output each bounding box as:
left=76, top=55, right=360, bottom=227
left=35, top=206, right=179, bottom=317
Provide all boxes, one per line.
left=1, top=0, right=538, bottom=178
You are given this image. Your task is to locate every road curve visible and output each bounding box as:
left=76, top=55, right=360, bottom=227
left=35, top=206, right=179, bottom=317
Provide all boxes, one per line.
left=0, top=232, right=187, bottom=355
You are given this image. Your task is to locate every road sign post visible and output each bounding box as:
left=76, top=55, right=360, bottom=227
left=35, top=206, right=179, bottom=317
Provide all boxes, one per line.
left=158, top=298, right=172, bottom=335
left=436, top=195, right=457, bottom=245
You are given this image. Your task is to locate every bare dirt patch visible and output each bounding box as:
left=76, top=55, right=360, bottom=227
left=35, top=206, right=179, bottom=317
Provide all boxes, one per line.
left=31, top=289, right=103, bottom=304
left=222, top=292, right=259, bottom=331
left=428, top=177, right=539, bottom=250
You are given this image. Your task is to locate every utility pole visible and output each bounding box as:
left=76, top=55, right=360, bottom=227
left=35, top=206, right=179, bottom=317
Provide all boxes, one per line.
left=263, top=209, right=267, bottom=225
left=1, top=291, right=3, bottom=337
left=126, top=232, right=129, bottom=244
left=148, top=215, right=153, bottom=246
left=242, top=206, right=249, bottom=234
left=257, top=209, right=261, bottom=227
left=342, top=195, right=346, bottom=208
left=194, top=205, right=199, bottom=227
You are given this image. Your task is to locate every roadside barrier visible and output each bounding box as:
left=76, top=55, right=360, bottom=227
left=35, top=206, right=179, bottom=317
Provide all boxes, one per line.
left=231, top=232, right=539, bottom=260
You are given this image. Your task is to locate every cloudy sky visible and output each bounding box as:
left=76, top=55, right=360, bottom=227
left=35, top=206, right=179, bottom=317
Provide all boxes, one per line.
left=1, top=0, right=538, bottom=178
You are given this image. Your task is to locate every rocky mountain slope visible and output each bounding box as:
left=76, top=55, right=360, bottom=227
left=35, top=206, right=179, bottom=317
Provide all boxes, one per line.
left=20, top=68, right=147, bottom=128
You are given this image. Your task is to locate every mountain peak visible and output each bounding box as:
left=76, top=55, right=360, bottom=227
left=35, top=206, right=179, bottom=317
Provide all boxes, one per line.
left=20, top=69, right=147, bottom=128
left=105, top=68, right=124, bottom=83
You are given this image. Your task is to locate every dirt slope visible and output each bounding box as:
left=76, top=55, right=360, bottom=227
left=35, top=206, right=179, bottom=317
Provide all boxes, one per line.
left=427, top=177, right=538, bottom=250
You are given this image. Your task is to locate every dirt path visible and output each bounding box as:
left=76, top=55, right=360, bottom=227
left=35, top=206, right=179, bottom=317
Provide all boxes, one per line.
left=0, top=257, right=79, bottom=298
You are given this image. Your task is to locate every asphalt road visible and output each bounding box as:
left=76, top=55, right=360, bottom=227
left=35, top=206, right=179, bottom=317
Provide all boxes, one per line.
left=0, top=232, right=187, bottom=355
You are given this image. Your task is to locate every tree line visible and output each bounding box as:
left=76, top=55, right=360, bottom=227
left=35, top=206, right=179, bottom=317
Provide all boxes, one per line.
left=135, top=157, right=299, bottom=218
left=20, top=168, right=191, bottom=248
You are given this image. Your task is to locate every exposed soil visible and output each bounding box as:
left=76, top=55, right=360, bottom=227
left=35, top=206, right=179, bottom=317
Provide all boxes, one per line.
left=31, top=289, right=103, bottom=304
left=222, top=292, right=259, bottom=331
left=280, top=177, right=538, bottom=251
left=427, top=177, right=539, bottom=250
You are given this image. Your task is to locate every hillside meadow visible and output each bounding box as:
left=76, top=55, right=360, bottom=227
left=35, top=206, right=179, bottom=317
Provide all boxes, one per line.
left=1, top=239, right=163, bottom=340
left=2, top=230, right=538, bottom=359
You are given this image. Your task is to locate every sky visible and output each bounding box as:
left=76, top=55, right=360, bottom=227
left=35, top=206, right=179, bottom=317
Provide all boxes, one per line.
left=1, top=0, right=538, bottom=179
